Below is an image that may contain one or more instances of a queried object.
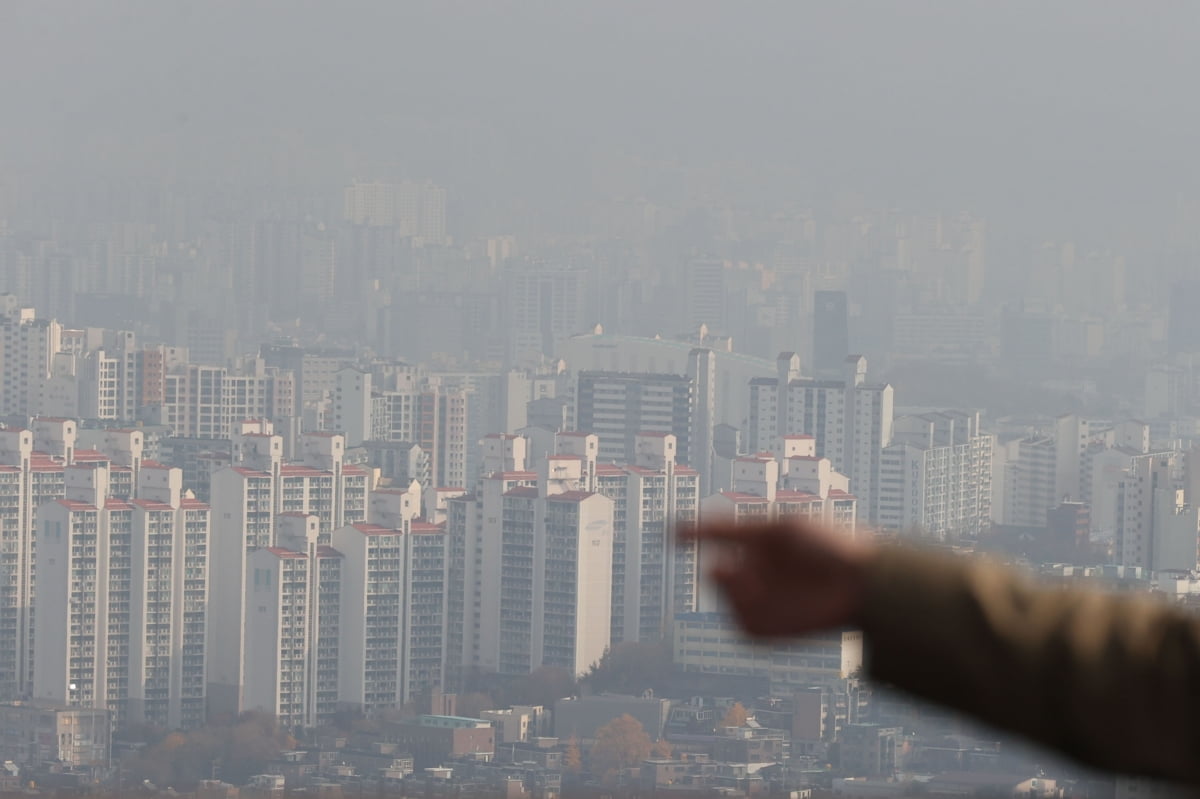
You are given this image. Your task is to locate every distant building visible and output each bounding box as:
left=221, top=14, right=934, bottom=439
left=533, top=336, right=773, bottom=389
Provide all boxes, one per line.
left=699, top=437, right=857, bottom=529
left=1046, top=501, right=1091, bottom=560
left=382, top=715, right=494, bottom=770
left=343, top=180, right=447, bottom=243
left=673, top=614, right=863, bottom=693
left=363, top=440, right=430, bottom=488
left=574, top=371, right=692, bottom=467
left=560, top=331, right=776, bottom=439
left=812, top=290, right=849, bottom=377
left=1168, top=280, right=1200, bottom=355
left=0, top=308, right=63, bottom=417
left=1116, top=451, right=1199, bottom=572
left=878, top=411, right=993, bottom=540
left=554, top=694, right=671, bottom=743
left=504, top=264, right=586, bottom=367
left=748, top=355, right=893, bottom=521
left=840, top=723, right=902, bottom=777
left=479, top=706, right=550, bottom=744
left=991, top=435, right=1057, bottom=529
left=685, top=259, right=727, bottom=333
left=0, top=702, right=111, bottom=769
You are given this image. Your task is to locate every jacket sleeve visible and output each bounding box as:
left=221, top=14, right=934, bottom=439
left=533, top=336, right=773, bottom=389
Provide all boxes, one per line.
left=859, top=546, right=1200, bottom=782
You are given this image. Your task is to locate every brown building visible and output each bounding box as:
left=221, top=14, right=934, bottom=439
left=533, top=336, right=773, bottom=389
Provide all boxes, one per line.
left=383, top=715, right=495, bottom=769
left=1046, top=501, right=1091, bottom=559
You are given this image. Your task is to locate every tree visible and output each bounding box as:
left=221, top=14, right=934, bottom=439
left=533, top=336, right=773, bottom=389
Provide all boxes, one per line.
left=122, top=711, right=294, bottom=791
left=513, top=666, right=578, bottom=708
left=651, top=738, right=673, bottom=759
left=564, top=735, right=583, bottom=773
left=582, top=640, right=673, bottom=695
left=720, top=702, right=749, bottom=728
left=589, top=714, right=653, bottom=781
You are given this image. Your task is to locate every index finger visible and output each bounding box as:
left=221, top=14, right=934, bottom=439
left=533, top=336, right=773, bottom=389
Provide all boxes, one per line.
left=677, top=519, right=792, bottom=544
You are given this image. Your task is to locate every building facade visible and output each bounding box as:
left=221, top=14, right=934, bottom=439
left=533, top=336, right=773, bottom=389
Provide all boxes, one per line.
left=33, top=462, right=210, bottom=729
left=748, top=355, right=893, bottom=521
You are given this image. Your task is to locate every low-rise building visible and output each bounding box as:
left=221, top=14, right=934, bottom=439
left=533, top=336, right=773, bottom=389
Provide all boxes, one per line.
left=0, top=701, right=111, bottom=769
left=383, top=716, right=495, bottom=770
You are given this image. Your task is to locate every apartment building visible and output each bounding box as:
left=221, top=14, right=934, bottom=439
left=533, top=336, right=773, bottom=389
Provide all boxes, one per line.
left=700, top=437, right=858, bottom=528
left=1116, top=451, right=1200, bottom=572
left=698, top=438, right=857, bottom=614
left=33, top=461, right=210, bottom=729
left=243, top=514, right=343, bottom=730
left=0, top=420, right=149, bottom=700
left=446, top=435, right=613, bottom=682
left=0, top=309, right=63, bottom=418
left=589, top=432, right=701, bottom=645
left=878, top=411, right=993, bottom=539
left=208, top=430, right=368, bottom=719
left=153, top=358, right=297, bottom=440
left=673, top=613, right=863, bottom=691
left=574, top=371, right=694, bottom=468
left=334, top=484, right=449, bottom=712
left=747, top=354, right=893, bottom=521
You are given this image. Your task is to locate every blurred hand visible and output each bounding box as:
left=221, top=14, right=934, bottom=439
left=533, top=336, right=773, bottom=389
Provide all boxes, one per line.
left=684, top=519, right=874, bottom=638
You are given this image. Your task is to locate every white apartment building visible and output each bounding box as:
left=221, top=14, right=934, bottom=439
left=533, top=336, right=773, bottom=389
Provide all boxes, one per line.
left=701, top=438, right=858, bottom=527
left=878, top=411, right=993, bottom=540
left=154, top=358, right=297, bottom=440
left=207, top=430, right=368, bottom=719
left=34, top=461, right=210, bottom=729
left=0, top=309, right=63, bottom=417
left=1116, top=451, right=1200, bottom=572
left=674, top=614, right=863, bottom=692
left=333, top=483, right=449, bottom=713
left=590, top=432, right=701, bottom=645
left=747, top=355, right=893, bottom=521
left=991, top=435, right=1058, bottom=529
left=446, top=435, right=613, bottom=681
left=992, top=416, right=1153, bottom=532
left=0, top=419, right=148, bottom=700
left=337, top=370, right=475, bottom=492
left=243, top=513, right=343, bottom=730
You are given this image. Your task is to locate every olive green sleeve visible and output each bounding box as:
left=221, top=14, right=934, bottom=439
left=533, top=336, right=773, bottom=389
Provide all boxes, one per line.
left=859, top=546, right=1200, bottom=782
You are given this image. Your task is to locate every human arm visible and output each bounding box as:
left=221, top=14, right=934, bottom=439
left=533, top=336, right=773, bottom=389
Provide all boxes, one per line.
left=861, top=545, right=1200, bottom=782
left=692, top=520, right=1200, bottom=782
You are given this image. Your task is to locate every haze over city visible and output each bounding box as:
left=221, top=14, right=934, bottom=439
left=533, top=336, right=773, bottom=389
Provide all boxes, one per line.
left=0, top=3, right=1199, bottom=798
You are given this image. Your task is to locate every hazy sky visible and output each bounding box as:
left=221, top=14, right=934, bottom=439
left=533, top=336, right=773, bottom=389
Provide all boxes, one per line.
left=4, top=2, right=1200, bottom=234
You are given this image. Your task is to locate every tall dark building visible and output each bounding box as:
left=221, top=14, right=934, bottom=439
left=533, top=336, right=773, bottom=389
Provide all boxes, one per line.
left=1168, top=280, right=1200, bottom=355
left=574, top=371, right=693, bottom=467
left=813, top=290, right=849, bottom=376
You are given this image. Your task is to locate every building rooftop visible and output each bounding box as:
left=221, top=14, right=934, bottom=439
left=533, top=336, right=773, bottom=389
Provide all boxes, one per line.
left=132, top=499, right=175, bottom=511
left=265, top=547, right=308, bottom=559
left=350, top=523, right=399, bottom=536
left=55, top=499, right=96, bottom=512
left=717, top=491, right=770, bottom=503
left=548, top=490, right=594, bottom=503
